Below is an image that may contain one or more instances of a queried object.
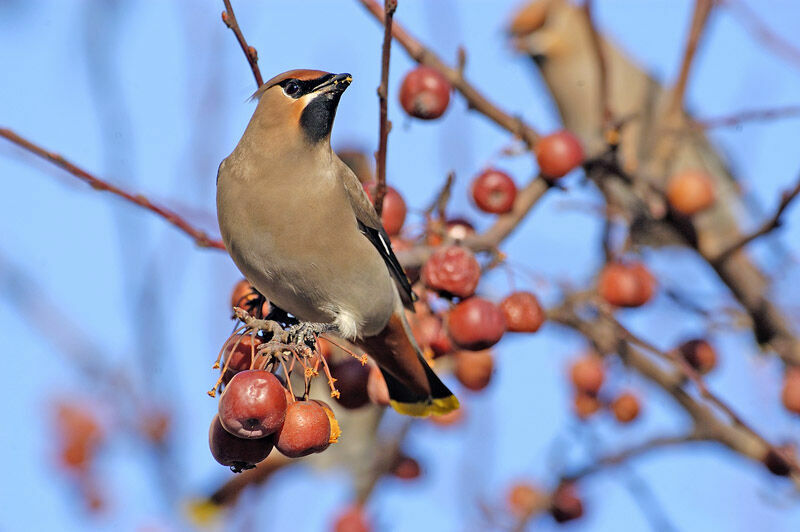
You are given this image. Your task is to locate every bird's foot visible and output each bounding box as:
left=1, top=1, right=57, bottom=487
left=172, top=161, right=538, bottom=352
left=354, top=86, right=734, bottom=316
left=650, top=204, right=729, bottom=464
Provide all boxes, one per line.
left=287, top=321, right=336, bottom=347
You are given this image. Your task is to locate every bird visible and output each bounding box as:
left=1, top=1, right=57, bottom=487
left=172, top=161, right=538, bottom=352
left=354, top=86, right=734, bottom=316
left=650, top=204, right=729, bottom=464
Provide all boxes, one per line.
left=216, top=69, right=458, bottom=417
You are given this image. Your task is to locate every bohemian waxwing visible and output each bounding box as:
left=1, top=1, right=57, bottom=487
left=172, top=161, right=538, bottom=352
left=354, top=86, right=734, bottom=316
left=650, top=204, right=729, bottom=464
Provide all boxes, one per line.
left=216, top=69, right=458, bottom=416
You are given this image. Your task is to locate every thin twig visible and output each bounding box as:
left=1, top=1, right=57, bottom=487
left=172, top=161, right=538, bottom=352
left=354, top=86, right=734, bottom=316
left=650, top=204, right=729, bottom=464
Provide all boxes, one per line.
left=721, top=0, right=800, bottom=72
left=713, top=174, right=800, bottom=264
left=221, top=0, right=263, bottom=88
left=668, top=0, right=714, bottom=116
left=356, top=0, right=540, bottom=148
left=698, top=105, right=800, bottom=129
left=562, top=434, right=705, bottom=482
left=0, top=128, right=226, bottom=250
left=374, top=0, right=398, bottom=217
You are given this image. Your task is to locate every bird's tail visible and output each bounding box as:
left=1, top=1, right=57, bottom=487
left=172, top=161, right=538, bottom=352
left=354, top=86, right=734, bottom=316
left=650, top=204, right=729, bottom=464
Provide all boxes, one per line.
left=360, top=311, right=459, bottom=417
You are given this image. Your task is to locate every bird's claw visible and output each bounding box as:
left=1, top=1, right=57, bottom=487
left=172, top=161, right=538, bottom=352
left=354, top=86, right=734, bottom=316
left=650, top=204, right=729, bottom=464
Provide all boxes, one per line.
left=287, top=322, right=335, bottom=346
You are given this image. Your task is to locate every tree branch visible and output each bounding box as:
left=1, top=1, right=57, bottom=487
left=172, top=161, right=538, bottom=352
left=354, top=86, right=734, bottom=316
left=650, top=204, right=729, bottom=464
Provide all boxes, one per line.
left=721, top=0, right=800, bottom=72
left=221, top=0, right=263, bottom=88
left=698, top=104, right=800, bottom=129
left=713, top=173, right=800, bottom=264
left=668, top=0, right=714, bottom=116
left=0, top=128, right=226, bottom=250
left=373, top=0, right=398, bottom=217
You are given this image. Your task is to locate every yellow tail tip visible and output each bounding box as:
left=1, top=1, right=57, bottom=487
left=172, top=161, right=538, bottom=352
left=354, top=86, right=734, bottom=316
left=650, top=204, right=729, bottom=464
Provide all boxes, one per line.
left=390, top=395, right=460, bottom=417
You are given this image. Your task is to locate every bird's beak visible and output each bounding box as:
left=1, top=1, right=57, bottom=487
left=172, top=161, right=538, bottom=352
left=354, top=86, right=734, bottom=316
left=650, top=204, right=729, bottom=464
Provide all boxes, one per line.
left=312, top=73, right=352, bottom=94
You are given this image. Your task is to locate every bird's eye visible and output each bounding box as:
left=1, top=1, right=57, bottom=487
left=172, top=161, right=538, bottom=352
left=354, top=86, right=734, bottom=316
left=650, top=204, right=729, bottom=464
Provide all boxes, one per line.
left=284, top=81, right=301, bottom=97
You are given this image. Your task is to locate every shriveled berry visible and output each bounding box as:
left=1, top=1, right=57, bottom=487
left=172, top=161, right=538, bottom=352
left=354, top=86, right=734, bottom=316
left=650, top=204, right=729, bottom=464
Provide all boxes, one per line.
left=218, top=370, right=287, bottom=439
left=421, top=245, right=481, bottom=299
left=275, top=401, right=332, bottom=458
left=209, top=415, right=273, bottom=472
left=230, top=279, right=258, bottom=309
left=535, top=130, right=584, bottom=180
left=454, top=350, right=494, bottom=391
left=471, top=169, right=517, bottom=214
left=447, top=297, right=506, bottom=350
left=399, top=66, right=451, bottom=120
left=500, top=291, right=545, bottom=332
left=763, top=445, right=796, bottom=477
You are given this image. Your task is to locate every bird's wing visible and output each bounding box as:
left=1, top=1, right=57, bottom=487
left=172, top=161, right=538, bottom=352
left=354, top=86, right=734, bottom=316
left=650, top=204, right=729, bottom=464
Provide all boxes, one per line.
left=337, top=160, right=416, bottom=310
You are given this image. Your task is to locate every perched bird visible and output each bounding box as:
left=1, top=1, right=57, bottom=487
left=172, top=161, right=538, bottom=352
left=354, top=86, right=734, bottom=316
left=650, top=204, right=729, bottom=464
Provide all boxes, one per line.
left=216, top=69, right=458, bottom=416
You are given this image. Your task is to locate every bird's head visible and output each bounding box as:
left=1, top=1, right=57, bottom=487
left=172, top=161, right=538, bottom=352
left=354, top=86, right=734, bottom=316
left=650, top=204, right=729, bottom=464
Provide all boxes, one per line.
left=250, top=69, right=352, bottom=146
left=508, top=0, right=582, bottom=64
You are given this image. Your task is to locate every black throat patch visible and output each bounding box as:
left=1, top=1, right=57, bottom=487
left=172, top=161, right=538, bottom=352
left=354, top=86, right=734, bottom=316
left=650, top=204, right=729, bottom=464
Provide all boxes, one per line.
left=299, top=92, right=342, bottom=144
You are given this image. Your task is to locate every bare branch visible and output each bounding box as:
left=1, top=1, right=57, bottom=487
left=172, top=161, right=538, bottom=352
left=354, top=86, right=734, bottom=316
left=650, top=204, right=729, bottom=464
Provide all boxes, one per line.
left=713, top=173, right=800, bottom=264
left=221, top=0, right=264, bottom=88
left=668, top=0, right=714, bottom=116
left=0, top=128, right=226, bottom=250
left=698, top=104, right=800, bottom=129
left=721, top=0, right=800, bottom=72
left=373, top=0, right=398, bottom=217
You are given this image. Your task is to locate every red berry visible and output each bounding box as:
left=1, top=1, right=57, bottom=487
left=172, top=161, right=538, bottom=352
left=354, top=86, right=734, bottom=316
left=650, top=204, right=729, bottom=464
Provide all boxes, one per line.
left=598, top=261, right=655, bottom=308
left=366, top=365, right=391, bottom=406
left=573, top=393, right=601, bottom=420
left=218, top=370, right=287, bottom=439
left=507, top=482, right=544, bottom=518
left=611, top=392, right=640, bottom=423
left=763, top=444, right=796, bottom=477
left=411, top=313, right=453, bottom=357
left=390, top=454, right=422, bottom=480
left=500, top=291, right=545, bottom=333
left=447, top=297, right=506, bottom=350
left=230, top=279, right=257, bottom=309
left=445, top=218, right=476, bottom=240
left=363, top=181, right=407, bottom=236
left=208, top=415, right=273, bottom=472
left=570, top=355, right=604, bottom=395
left=471, top=168, right=517, bottom=214
left=399, top=66, right=451, bottom=120
left=421, top=245, right=481, bottom=299
left=275, top=401, right=331, bottom=458
left=55, top=401, right=103, bottom=472
left=311, top=400, right=341, bottom=444
left=667, top=169, right=715, bottom=215
left=678, top=339, right=717, bottom=374
left=330, top=358, right=371, bottom=409
left=221, top=335, right=261, bottom=383
left=454, top=350, right=494, bottom=391
left=535, top=130, right=584, bottom=180
left=332, top=505, right=372, bottom=532
left=550, top=483, right=583, bottom=523
left=430, top=407, right=464, bottom=427
left=782, top=367, right=800, bottom=415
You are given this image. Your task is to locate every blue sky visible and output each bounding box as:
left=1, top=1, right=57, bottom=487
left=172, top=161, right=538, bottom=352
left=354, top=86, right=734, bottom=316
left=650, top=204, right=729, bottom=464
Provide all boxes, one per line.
left=2, top=1, right=800, bottom=531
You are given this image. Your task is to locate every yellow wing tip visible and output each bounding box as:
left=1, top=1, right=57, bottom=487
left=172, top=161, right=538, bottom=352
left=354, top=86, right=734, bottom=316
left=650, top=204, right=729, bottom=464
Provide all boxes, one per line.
left=390, top=395, right=460, bottom=417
